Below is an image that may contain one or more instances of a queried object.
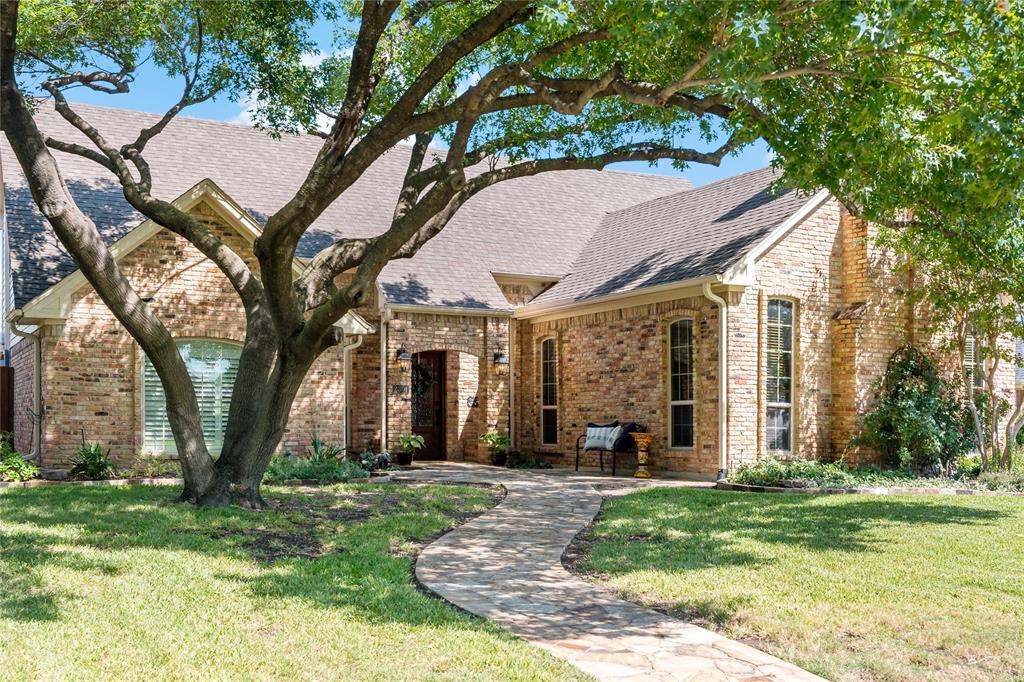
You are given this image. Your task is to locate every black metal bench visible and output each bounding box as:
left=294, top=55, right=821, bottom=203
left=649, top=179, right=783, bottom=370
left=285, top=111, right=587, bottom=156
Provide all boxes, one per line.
left=575, top=422, right=641, bottom=476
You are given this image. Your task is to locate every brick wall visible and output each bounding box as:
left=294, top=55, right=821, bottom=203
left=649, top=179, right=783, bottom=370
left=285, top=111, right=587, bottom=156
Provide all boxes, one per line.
left=10, top=337, right=36, bottom=455
left=32, top=199, right=345, bottom=468
left=381, top=311, right=509, bottom=458
left=738, top=198, right=844, bottom=463
left=515, top=297, right=721, bottom=475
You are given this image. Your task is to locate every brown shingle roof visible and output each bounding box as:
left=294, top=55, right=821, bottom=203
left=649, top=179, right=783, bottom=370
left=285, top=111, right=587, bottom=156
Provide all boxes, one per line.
left=1, top=102, right=691, bottom=310
left=528, top=167, right=813, bottom=307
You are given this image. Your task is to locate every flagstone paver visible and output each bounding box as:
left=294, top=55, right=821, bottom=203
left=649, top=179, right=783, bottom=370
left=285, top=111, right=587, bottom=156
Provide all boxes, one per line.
left=399, top=463, right=824, bottom=682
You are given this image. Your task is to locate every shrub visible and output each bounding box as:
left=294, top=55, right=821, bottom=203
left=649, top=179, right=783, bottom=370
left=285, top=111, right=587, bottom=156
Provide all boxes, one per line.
left=358, top=450, right=391, bottom=473
left=505, top=451, right=552, bottom=469
left=854, top=346, right=972, bottom=471
left=730, top=457, right=918, bottom=488
left=307, top=431, right=345, bottom=464
left=126, top=455, right=181, bottom=478
left=70, top=441, right=114, bottom=480
left=0, top=433, right=37, bottom=482
left=264, top=455, right=367, bottom=483
left=975, top=470, right=1024, bottom=492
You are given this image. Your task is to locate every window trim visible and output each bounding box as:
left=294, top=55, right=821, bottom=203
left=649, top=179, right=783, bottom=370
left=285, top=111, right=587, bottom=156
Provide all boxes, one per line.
left=140, top=337, right=243, bottom=455
left=765, top=298, right=796, bottom=455
left=539, top=336, right=559, bottom=446
left=666, top=317, right=696, bottom=451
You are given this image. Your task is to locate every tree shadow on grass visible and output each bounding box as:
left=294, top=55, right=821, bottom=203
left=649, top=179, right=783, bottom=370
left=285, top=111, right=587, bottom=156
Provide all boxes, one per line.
left=585, top=489, right=1013, bottom=626
left=0, top=484, right=494, bottom=629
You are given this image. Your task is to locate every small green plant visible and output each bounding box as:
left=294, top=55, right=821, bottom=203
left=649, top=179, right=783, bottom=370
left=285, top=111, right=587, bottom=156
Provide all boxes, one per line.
left=395, top=434, right=425, bottom=465
left=0, top=432, right=37, bottom=482
left=70, top=440, right=114, bottom=480
left=397, top=434, right=425, bottom=453
left=359, top=450, right=391, bottom=473
left=307, top=430, right=345, bottom=464
left=478, top=430, right=511, bottom=453
left=263, top=455, right=367, bottom=483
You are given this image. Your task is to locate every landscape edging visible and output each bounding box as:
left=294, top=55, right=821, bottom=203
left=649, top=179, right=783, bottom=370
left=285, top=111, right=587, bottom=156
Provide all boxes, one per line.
left=716, top=481, right=1024, bottom=497
left=0, top=476, right=184, bottom=489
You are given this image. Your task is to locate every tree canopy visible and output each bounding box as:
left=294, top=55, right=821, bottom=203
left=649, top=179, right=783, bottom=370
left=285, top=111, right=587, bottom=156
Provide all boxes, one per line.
left=3, top=0, right=1024, bottom=504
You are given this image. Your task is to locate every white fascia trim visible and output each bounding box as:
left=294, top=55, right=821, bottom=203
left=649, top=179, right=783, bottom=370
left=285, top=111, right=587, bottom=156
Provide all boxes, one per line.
left=387, top=303, right=513, bottom=317
left=513, top=274, right=722, bottom=320
left=722, top=189, right=832, bottom=285
left=14, top=178, right=373, bottom=336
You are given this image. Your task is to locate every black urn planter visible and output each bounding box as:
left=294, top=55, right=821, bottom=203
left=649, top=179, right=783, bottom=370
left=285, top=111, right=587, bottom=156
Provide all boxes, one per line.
left=489, top=450, right=508, bottom=467
left=395, top=451, right=414, bottom=466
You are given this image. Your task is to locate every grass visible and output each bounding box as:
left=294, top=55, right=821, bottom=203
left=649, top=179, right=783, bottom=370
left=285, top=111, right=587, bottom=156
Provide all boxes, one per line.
left=0, top=483, right=587, bottom=681
left=581, top=488, right=1024, bottom=682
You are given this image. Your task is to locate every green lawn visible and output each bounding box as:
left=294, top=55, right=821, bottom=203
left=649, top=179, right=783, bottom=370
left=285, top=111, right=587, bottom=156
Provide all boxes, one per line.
left=0, top=483, right=587, bottom=681
left=582, top=488, right=1024, bottom=682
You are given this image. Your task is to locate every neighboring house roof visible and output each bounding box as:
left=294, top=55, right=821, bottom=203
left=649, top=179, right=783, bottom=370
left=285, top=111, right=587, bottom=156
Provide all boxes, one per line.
left=1, top=102, right=691, bottom=312
left=527, top=167, right=816, bottom=308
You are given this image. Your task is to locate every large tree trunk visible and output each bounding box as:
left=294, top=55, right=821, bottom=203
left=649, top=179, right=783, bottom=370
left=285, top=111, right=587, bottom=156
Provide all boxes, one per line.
left=198, top=346, right=320, bottom=508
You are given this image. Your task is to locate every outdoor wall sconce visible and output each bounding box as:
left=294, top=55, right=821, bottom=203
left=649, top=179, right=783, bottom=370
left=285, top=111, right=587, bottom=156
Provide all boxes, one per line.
left=493, top=352, right=510, bottom=376
left=466, top=395, right=479, bottom=408
left=396, top=345, right=412, bottom=373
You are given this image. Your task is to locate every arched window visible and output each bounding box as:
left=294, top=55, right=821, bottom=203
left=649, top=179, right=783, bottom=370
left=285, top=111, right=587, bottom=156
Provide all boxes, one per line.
left=668, top=319, right=694, bottom=448
left=143, top=339, right=241, bottom=453
left=540, top=338, right=558, bottom=445
left=766, top=299, right=795, bottom=452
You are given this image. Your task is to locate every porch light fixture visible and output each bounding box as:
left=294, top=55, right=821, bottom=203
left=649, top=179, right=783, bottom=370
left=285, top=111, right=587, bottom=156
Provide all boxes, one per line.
left=493, top=352, right=510, bottom=376
left=396, top=345, right=413, bottom=373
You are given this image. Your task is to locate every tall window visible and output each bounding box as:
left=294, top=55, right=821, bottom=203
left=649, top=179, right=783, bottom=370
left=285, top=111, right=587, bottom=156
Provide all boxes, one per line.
left=668, top=319, right=695, bottom=448
left=143, top=339, right=241, bottom=453
left=540, top=338, right=558, bottom=445
left=766, top=299, right=794, bottom=452
left=965, top=332, right=984, bottom=390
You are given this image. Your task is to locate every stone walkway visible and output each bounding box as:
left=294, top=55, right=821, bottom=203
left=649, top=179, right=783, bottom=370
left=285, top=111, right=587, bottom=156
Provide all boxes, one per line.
left=399, top=464, right=824, bottom=682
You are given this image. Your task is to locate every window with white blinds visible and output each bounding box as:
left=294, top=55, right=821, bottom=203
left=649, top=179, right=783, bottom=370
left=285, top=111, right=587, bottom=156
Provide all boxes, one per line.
left=540, top=338, right=558, bottom=445
left=668, top=319, right=695, bottom=448
left=143, top=339, right=241, bottom=454
left=766, top=299, right=794, bottom=452
left=965, top=332, right=984, bottom=390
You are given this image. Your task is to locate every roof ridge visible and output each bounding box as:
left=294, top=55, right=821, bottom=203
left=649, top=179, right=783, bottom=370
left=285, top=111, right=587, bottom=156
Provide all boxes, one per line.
left=602, top=165, right=781, bottom=219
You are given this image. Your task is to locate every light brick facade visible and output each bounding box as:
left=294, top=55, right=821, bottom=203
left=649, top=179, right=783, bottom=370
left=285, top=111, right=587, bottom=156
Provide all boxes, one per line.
left=9, top=193, right=1017, bottom=475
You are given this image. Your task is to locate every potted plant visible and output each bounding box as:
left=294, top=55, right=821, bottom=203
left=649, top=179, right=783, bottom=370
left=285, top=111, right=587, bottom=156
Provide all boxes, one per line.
left=395, top=434, right=425, bottom=466
left=479, top=429, right=511, bottom=467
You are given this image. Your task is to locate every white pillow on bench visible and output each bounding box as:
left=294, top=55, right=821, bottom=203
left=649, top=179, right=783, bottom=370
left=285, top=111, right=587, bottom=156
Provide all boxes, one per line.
left=584, top=423, right=623, bottom=451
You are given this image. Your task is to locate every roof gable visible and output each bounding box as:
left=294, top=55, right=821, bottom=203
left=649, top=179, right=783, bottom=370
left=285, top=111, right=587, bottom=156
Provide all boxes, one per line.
left=526, top=168, right=822, bottom=309
left=11, top=179, right=372, bottom=335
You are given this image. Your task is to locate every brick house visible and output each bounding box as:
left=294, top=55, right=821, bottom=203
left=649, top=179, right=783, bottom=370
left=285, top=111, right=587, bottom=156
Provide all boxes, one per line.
left=2, top=104, right=1016, bottom=477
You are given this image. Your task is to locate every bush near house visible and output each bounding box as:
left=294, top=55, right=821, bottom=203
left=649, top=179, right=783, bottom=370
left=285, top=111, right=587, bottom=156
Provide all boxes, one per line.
left=68, top=441, right=114, bottom=480
left=263, top=455, right=367, bottom=483
left=0, top=434, right=36, bottom=482
left=853, top=346, right=972, bottom=471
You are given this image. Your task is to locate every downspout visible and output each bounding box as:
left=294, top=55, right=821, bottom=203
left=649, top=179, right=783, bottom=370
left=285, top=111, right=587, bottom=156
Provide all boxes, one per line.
left=702, top=282, right=729, bottom=480
left=8, top=310, right=41, bottom=461
left=508, top=318, right=515, bottom=449
left=379, top=306, right=391, bottom=451
left=341, top=334, right=364, bottom=452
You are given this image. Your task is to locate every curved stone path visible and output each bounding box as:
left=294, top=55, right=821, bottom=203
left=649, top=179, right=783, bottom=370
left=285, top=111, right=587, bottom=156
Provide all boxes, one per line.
left=399, top=464, right=824, bottom=682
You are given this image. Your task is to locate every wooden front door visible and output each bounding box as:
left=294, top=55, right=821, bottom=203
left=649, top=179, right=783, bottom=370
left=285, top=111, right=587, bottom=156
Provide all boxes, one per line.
left=412, top=351, right=446, bottom=459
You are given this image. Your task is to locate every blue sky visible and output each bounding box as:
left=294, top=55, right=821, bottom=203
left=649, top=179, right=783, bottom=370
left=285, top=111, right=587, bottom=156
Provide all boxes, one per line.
left=57, top=21, right=772, bottom=187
